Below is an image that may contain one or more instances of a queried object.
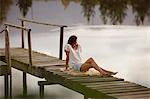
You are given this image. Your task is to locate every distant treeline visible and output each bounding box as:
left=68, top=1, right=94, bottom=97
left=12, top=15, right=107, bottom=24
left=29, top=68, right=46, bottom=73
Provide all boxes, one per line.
left=0, top=0, right=150, bottom=25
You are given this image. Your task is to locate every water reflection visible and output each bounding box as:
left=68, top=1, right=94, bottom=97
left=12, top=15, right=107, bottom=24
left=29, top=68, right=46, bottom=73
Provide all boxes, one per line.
left=0, top=0, right=150, bottom=25
left=130, top=0, right=150, bottom=25
left=81, top=0, right=97, bottom=22
left=81, top=0, right=150, bottom=25
left=17, top=0, right=32, bottom=17
left=98, top=0, right=128, bottom=25
left=0, top=0, right=13, bottom=24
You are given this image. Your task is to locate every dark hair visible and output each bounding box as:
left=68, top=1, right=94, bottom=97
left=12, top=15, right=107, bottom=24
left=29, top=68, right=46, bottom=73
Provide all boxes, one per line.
left=67, top=35, right=77, bottom=45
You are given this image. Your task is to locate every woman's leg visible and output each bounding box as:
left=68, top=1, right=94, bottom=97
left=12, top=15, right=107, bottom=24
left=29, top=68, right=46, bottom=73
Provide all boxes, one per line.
left=80, top=58, right=110, bottom=75
left=81, top=58, right=117, bottom=75
left=88, top=58, right=117, bottom=75
left=100, top=68, right=117, bottom=75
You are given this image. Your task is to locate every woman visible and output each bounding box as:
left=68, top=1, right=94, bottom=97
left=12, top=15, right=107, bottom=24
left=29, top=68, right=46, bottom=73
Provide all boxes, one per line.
left=64, top=35, right=117, bottom=76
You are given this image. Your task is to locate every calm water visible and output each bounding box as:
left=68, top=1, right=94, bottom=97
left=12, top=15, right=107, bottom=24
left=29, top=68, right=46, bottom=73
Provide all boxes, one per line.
left=0, top=0, right=150, bottom=99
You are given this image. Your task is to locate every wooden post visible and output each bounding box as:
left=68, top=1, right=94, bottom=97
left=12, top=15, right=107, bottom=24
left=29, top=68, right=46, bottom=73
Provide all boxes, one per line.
left=23, top=72, right=27, bottom=97
left=27, top=29, right=32, bottom=66
left=23, top=29, right=32, bottom=97
left=22, top=20, right=27, bottom=96
left=39, top=85, right=44, bottom=99
left=21, top=20, right=25, bottom=48
left=38, top=81, right=56, bottom=99
left=5, top=26, right=12, bottom=99
left=28, top=29, right=32, bottom=66
left=4, top=75, right=9, bottom=99
left=59, top=26, right=64, bottom=60
left=20, top=20, right=26, bottom=97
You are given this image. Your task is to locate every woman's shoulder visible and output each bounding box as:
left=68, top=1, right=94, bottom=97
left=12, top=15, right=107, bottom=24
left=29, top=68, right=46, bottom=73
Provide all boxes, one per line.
left=64, top=44, right=72, bottom=51
left=65, top=44, right=71, bottom=47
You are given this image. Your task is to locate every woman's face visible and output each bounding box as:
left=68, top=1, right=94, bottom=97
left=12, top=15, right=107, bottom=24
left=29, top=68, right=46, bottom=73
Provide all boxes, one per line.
left=73, top=39, right=77, bottom=45
left=72, top=40, right=78, bottom=49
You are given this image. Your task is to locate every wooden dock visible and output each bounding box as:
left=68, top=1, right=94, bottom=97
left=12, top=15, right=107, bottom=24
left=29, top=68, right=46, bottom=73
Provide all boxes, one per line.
left=0, top=48, right=150, bottom=99
left=0, top=19, right=150, bottom=99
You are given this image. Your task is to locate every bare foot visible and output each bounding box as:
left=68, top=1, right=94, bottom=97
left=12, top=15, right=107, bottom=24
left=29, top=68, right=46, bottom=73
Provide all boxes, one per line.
left=109, top=72, right=118, bottom=75
left=112, top=72, right=118, bottom=75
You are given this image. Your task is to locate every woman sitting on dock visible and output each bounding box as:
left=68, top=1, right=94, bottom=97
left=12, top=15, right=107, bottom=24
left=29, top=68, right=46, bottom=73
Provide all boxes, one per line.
left=64, top=35, right=117, bottom=76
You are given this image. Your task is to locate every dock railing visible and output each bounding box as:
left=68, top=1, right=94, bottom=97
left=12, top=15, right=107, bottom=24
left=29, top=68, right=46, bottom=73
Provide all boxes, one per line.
left=2, top=23, right=32, bottom=97
left=1, top=19, right=67, bottom=97
left=1, top=26, right=12, bottom=99
left=18, top=18, right=67, bottom=60
left=0, top=25, right=12, bottom=99
left=4, top=23, right=32, bottom=66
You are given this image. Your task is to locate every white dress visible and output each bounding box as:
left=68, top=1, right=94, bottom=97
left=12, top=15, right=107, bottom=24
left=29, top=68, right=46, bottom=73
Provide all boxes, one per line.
left=64, top=44, right=82, bottom=71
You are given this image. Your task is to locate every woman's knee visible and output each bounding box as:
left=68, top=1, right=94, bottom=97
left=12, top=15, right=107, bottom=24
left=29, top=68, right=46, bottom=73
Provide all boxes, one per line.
left=85, top=57, right=94, bottom=64
left=88, top=57, right=94, bottom=62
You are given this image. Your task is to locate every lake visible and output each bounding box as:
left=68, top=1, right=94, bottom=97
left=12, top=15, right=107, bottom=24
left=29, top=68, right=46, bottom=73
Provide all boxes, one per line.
left=0, top=0, right=150, bottom=99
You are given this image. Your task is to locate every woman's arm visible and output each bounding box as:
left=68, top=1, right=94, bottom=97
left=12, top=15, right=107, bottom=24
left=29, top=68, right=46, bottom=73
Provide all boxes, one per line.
left=65, top=50, right=69, bottom=70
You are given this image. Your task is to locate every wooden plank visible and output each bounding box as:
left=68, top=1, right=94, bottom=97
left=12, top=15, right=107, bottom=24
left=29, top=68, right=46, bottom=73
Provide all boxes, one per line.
left=44, top=71, right=115, bottom=98
left=12, top=57, right=59, bottom=65
left=33, top=61, right=65, bottom=67
left=83, top=81, right=135, bottom=86
left=64, top=76, right=123, bottom=83
left=47, top=70, right=70, bottom=77
left=9, top=48, right=65, bottom=67
left=45, top=69, right=124, bottom=83
left=84, top=80, right=150, bottom=95
left=32, top=56, right=57, bottom=60
left=109, top=90, right=150, bottom=97
left=93, top=85, right=146, bottom=92
left=46, top=69, right=110, bottom=79
left=12, top=56, right=29, bottom=64
left=48, top=69, right=124, bottom=81
left=45, top=68, right=70, bottom=75
left=69, top=77, right=123, bottom=83
left=84, top=81, right=149, bottom=96
left=99, top=87, right=150, bottom=94
left=87, top=83, right=143, bottom=89
left=38, top=65, right=65, bottom=70
left=10, top=58, right=44, bottom=78
left=10, top=48, right=29, bottom=55
left=9, top=48, right=66, bottom=67
left=64, top=75, right=103, bottom=78
left=67, top=76, right=121, bottom=80
left=87, top=81, right=138, bottom=88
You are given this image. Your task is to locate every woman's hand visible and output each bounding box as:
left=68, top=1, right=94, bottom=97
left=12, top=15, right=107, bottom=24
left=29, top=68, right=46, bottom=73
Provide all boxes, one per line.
left=73, top=43, right=78, bottom=50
